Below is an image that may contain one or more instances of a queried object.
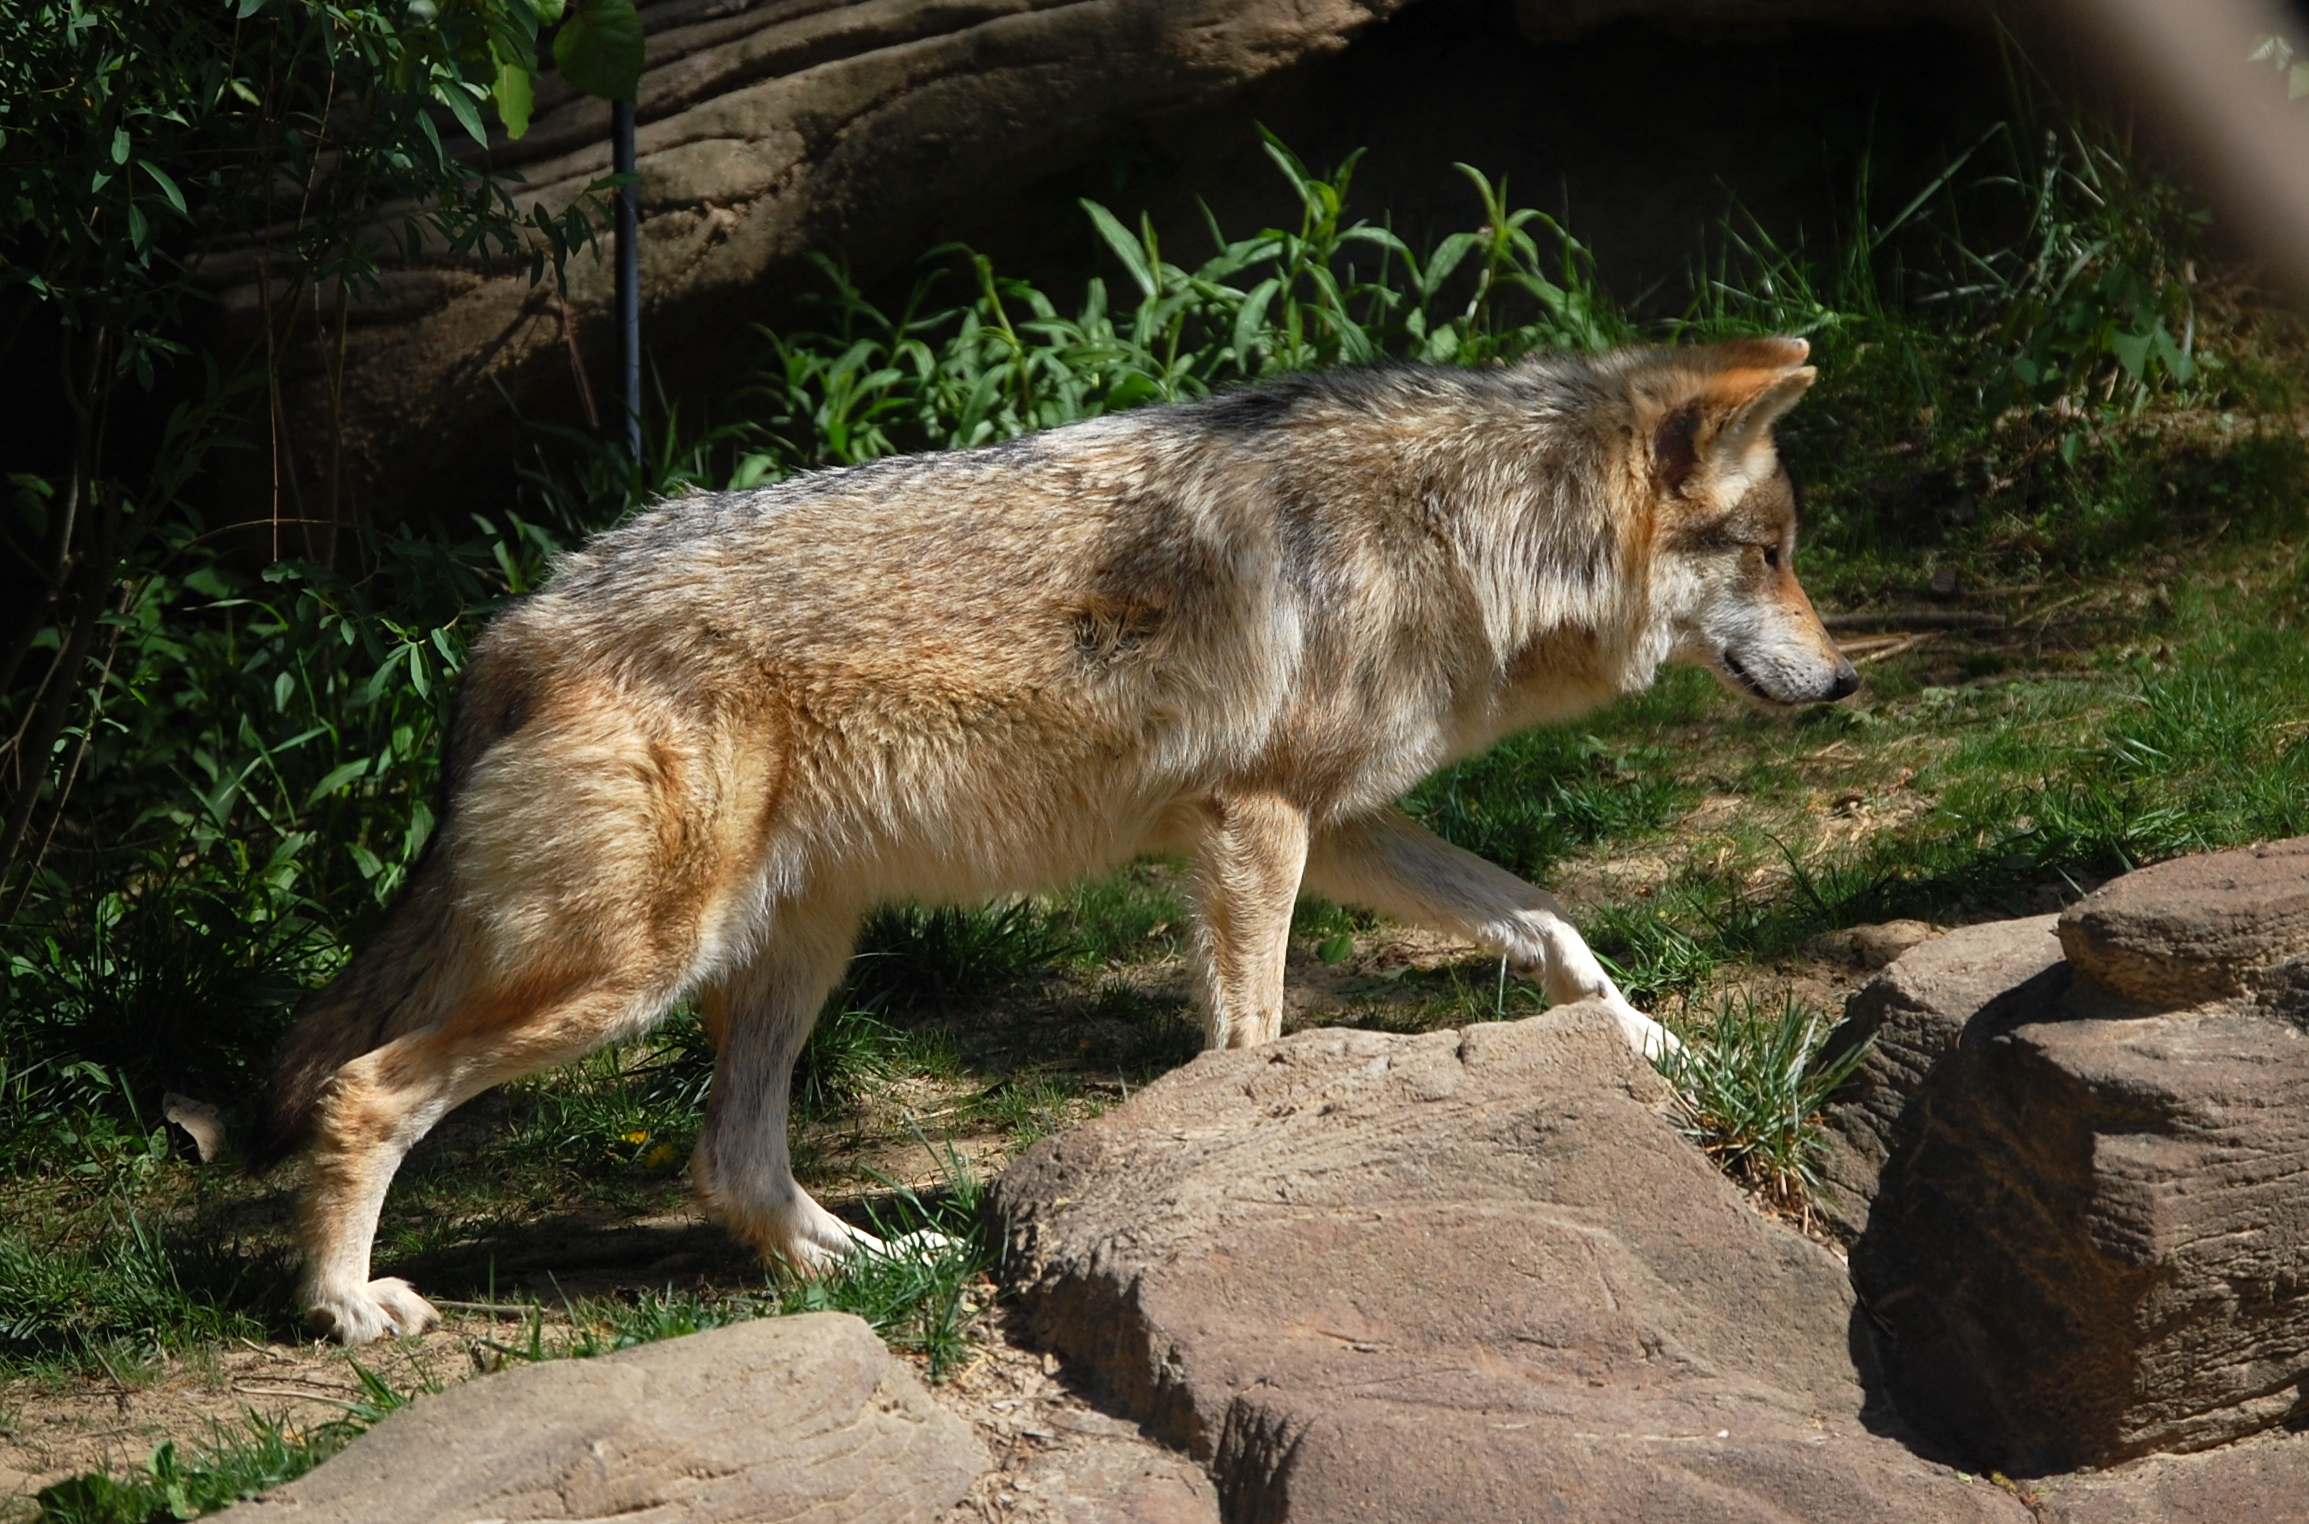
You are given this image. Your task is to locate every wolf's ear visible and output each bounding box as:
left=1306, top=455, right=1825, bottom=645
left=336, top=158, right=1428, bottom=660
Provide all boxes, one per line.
left=1651, top=345, right=1816, bottom=496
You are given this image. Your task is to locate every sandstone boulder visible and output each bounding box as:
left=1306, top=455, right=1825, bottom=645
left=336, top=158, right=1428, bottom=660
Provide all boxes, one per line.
left=1811, top=914, right=2066, bottom=1239
left=1824, top=839, right=2309, bottom=1474
left=994, top=1005, right=2028, bottom=1523
left=216, top=1313, right=986, bottom=1524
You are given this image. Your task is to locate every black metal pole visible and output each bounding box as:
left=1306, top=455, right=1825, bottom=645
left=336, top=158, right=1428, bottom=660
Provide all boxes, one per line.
left=612, top=98, right=640, bottom=462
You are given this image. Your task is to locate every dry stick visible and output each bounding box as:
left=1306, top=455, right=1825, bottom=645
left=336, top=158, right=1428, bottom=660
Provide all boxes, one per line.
left=6, top=608, right=128, bottom=921
left=0, top=522, right=112, bottom=895
left=0, top=331, right=119, bottom=897
left=323, top=271, right=351, bottom=566
left=0, top=330, right=103, bottom=713
left=555, top=285, right=603, bottom=432
left=1821, top=609, right=2006, bottom=632
left=431, top=1298, right=538, bottom=1320
left=1854, top=633, right=1938, bottom=666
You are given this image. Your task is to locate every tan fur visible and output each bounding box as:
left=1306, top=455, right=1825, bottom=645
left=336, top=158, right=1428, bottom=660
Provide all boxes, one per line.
left=259, top=340, right=1855, bottom=1343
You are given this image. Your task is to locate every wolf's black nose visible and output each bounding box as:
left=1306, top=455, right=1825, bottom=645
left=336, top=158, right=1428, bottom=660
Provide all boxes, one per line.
left=1827, top=660, right=1860, bottom=701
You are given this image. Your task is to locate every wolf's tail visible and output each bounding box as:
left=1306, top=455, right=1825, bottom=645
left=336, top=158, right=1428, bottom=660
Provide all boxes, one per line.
left=246, top=853, right=462, bottom=1174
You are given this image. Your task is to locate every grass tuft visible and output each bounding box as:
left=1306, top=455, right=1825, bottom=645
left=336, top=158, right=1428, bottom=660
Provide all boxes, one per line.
left=1655, top=992, right=1872, bottom=1221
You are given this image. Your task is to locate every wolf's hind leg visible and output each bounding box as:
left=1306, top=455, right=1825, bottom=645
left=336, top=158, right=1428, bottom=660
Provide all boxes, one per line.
left=692, top=907, right=883, bottom=1274
left=299, top=974, right=672, bottom=1344
left=1302, top=807, right=1675, bottom=1059
left=1189, top=791, right=1310, bottom=1049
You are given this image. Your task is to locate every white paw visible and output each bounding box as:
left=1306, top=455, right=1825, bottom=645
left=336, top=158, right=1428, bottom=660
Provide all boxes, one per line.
left=1609, top=1000, right=1682, bottom=1062
left=304, top=1277, right=440, bottom=1345
left=758, top=1198, right=887, bottom=1277
left=873, top=1226, right=958, bottom=1260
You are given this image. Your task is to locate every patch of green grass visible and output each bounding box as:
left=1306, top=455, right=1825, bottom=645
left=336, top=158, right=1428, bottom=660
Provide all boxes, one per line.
left=771, top=1171, right=992, bottom=1380
left=1408, top=727, right=1687, bottom=882
left=501, top=1014, right=712, bottom=1173
left=0, top=1192, right=283, bottom=1376
left=1655, top=991, right=1872, bottom=1219
left=475, top=1158, right=996, bottom=1382
left=847, top=902, right=1079, bottom=1013
left=1047, top=861, right=1187, bottom=965
left=971, top=1071, right=1090, bottom=1152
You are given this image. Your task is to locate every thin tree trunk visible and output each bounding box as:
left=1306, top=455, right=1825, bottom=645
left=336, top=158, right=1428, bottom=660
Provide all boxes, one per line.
left=0, top=533, right=115, bottom=896
left=0, top=331, right=102, bottom=705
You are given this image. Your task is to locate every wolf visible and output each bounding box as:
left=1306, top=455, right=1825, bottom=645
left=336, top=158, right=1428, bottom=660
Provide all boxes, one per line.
left=254, top=336, right=1855, bottom=1343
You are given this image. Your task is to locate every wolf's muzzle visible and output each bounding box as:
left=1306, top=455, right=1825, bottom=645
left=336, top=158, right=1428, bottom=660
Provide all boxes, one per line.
left=1721, top=646, right=1859, bottom=704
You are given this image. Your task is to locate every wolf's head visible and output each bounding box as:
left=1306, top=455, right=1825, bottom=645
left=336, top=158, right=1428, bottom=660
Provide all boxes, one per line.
left=1636, top=337, right=1856, bottom=706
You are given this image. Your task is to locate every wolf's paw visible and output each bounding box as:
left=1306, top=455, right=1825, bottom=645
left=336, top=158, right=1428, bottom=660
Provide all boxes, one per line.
left=1607, top=999, right=1682, bottom=1063
left=753, top=1198, right=889, bottom=1278
left=872, top=1227, right=958, bottom=1260
left=304, top=1277, right=440, bottom=1345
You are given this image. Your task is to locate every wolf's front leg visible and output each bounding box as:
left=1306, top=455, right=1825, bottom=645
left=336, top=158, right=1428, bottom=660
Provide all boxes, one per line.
left=1302, top=807, right=1676, bottom=1060
left=1189, top=791, right=1311, bottom=1048
left=692, top=912, right=888, bottom=1273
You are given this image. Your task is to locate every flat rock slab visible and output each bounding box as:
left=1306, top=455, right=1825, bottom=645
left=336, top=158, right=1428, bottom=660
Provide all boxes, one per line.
left=218, top=1313, right=986, bottom=1524
left=2060, top=836, right=2309, bottom=1007
left=993, top=1005, right=2025, bottom=1523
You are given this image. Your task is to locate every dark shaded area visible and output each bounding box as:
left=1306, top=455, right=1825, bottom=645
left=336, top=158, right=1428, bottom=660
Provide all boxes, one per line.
left=946, top=2, right=2005, bottom=315
left=8, top=1, right=2015, bottom=548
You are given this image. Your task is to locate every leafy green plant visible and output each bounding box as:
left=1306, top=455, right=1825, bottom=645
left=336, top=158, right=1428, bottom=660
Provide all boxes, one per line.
left=740, top=138, right=1625, bottom=475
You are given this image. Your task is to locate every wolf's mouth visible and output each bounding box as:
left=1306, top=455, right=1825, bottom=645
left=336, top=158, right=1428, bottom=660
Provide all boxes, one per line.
left=1718, top=648, right=1779, bottom=703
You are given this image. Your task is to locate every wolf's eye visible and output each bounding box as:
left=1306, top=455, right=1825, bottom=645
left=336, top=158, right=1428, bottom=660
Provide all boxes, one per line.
left=1762, top=544, right=1782, bottom=569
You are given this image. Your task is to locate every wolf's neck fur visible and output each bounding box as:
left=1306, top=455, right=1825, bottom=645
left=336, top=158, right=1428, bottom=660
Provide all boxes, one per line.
left=1305, top=366, right=1659, bottom=754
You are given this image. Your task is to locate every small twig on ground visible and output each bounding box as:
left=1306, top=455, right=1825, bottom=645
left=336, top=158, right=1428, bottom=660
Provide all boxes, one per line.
left=1823, top=608, right=2006, bottom=631
left=1856, top=633, right=1938, bottom=665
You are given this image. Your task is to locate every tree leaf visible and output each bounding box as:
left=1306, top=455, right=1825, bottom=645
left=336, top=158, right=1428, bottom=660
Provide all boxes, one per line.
left=493, top=60, right=533, bottom=139
left=1081, top=199, right=1155, bottom=299
left=140, top=160, right=185, bottom=215
left=441, top=81, right=488, bottom=147
left=555, top=0, right=645, bottom=103
left=305, top=758, right=371, bottom=808
left=1231, top=276, right=1278, bottom=371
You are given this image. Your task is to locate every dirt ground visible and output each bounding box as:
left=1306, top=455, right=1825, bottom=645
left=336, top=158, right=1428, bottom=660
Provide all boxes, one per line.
left=0, top=1196, right=1211, bottom=1521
